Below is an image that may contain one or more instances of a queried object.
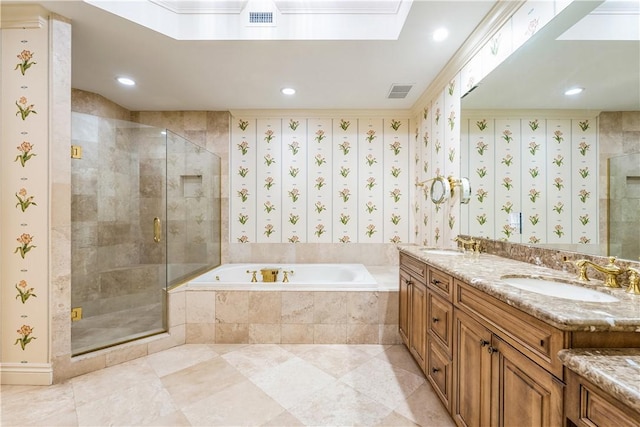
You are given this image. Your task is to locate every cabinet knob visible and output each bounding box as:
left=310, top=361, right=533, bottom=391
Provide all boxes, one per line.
left=432, top=367, right=440, bottom=374
left=488, top=346, right=498, bottom=355
left=431, top=279, right=441, bottom=285
left=479, top=339, right=489, bottom=347
left=432, top=317, right=439, bottom=323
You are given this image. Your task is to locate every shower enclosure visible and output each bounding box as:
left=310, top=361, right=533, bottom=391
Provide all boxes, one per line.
left=70, top=113, right=220, bottom=355
left=608, top=152, right=640, bottom=261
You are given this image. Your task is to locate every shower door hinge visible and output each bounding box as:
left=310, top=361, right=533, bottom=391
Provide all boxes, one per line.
left=71, top=307, right=83, bottom=321
left=71, top=145, right=82, bottom=159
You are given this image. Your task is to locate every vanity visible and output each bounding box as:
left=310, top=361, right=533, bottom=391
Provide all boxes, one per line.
left=398, top=245, right=640, bottom=427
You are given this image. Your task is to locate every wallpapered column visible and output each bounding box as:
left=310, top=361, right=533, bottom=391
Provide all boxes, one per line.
left=1, top=19, right=51, bottom=383
left=230, top=116, right=411, bottom=244
left=415, top=75, right=462, bottom=247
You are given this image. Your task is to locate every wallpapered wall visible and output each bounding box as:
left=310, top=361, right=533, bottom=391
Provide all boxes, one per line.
left=230, top=117, right=412, bottom=244
left=1, top=23, right=50, bottom=379
left=460, top=114, right=599, bottom=245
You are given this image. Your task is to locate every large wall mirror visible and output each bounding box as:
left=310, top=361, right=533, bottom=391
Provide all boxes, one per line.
left=460, top=0, right=639, bottom=262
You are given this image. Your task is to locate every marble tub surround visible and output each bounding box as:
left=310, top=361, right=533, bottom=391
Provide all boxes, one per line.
left=398, top=245, right=640, bottom=332
left=173, top=266, right=401, bottom=345
left=558, top=348, right=640, bottom=414
left=456, top=235, right=640, bottom=279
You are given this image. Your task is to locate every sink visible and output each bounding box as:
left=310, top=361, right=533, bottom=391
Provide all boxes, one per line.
left=500, top=276, right=619, bottom=302
left=421, top=248, right=464, bottom=256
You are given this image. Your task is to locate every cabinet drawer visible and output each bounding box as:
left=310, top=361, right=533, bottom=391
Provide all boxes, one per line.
left=400, top=253, right=427, bottom=283
left=428, top=267, right=453, bottom=301
left=427, top=336, right=452, bottom=412
left=427, top=290, right=453, bottom=356
left=454, top=280, right=565, bottom=378
left=566, top=370, right=640, bottom=427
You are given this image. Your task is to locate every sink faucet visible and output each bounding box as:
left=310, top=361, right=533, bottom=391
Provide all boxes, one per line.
left=454, top=236, right=481, bottom=254
left=573, top=257, right=623, bottom=288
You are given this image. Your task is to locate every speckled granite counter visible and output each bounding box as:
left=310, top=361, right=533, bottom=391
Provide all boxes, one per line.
left=558, top=348, right=640, bottom=414
left=398, top=244, right=640, bottom=332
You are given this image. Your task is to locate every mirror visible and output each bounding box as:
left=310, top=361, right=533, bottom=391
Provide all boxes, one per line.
left=430, top=176, right=451, bottom=204
left=460, top=0, right=640, bottom=261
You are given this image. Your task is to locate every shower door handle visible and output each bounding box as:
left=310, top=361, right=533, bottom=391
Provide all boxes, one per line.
left=153, top=217, right=161, bottom=243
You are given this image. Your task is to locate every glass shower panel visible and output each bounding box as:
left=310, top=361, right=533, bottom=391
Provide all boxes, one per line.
left=70, top=113, right=167, bottom=355
left=608, top=153, right=640, bottom=260
left=166, top=131, right=221, bottom=286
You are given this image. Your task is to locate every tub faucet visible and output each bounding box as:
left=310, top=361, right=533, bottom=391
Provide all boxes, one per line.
left=282, top=270, right=293, bottom=283
left=246, top=270, right=257, bottom=283
left=574, top=257, right=623, bottom=288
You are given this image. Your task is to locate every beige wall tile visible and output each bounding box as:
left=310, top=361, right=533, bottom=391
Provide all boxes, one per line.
left=249, top=324, right=281, bottom=344
left=185, top=323, right=215, bottom=344
left=313, top=292, right=347, bottom=324
left=248, top=292, right=281, bottom=323
left=281, top=292, right=314, bottom=324
left=185, top=291, right=216, bottom=323
left=215, top=291, right=249, bottom=323
left=347, top=324, right=379, bottom=344
left=215, top=324, right=249, bottom=343
left=347, top=292, right=379, bottom=324
left=378, top=291, right=399, bottom=324
left=281, top=324, right=314, bottom=344
left=379, top=325, right=402, bottom=345
left=314, top=324, right=346, bottom=344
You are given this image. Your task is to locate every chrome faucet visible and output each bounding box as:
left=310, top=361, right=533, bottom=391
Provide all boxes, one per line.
left=574, top=257, right=624, bottom=288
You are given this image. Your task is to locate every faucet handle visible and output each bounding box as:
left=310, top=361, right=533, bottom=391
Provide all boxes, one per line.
left=626, top=268, right=640, bottom=295
left=282, top=270, right=294, bottom=283
left=246, top=270, right=258, bottom=283
left=574, top=260, right=590, bottom=282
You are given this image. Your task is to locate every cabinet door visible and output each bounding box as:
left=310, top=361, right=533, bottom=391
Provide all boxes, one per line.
left=493, top=337, right=564, bottom=427
left=409, top=280, right=427, bottom=370
left=453, top=310, right=493, bottom=427
left=428, top=290, right=453, bottom=355
left=427, top=336, right=452, bottom=412
left=399, top=269, right=411, bottom=346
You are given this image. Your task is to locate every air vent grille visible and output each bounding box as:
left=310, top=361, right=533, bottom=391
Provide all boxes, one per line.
left=387, top=84, right=413, bottom=99
left=249, top=12, right=273, bottom=24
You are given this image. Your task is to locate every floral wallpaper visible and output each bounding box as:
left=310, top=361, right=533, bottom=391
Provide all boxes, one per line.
left=231, top=117, right=411, bottom=244
left=461, top=115, right=598, bottom=244
left=1, top=26, right=50, bottom=367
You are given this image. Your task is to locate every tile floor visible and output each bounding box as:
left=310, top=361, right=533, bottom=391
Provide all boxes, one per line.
left=1, top=344, right=455, bottom=427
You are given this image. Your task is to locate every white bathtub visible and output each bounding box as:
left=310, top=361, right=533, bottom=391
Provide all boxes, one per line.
left=187, top=263, right=379, bottom=291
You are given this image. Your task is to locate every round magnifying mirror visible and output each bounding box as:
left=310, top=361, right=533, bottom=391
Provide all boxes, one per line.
left=460, top=177, right=471, bottom=204
left=430, top=176, right=450, bottom=204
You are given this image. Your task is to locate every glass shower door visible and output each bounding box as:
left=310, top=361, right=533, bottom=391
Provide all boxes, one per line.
left=70, top=113, right=167, bottom=355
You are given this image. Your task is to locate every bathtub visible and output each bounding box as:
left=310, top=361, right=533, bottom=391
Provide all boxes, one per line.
left=187, top=263, right=379, bottom=291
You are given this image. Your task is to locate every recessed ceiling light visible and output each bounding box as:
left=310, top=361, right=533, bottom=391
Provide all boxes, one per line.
left=281, top=87, right=296, bottom=95
left=433, top=28, right=449, bottom=42
left=564, top=87, right=584, bottom=96
left=116, top=76, right=136, bottom=86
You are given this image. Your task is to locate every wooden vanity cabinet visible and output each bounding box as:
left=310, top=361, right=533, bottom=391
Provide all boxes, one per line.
left=453, top=280, right=564, bottom=427
left=426, top=268, right=454, bottom=412
left=565, top=369, right=640, bottom=427
left=399, top=253, right=428, bottom=370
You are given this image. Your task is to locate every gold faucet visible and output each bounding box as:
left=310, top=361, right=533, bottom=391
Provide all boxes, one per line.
left=454, top=236, right=481, bottom=254
left=574, top=257, right=624, bottom=288
left=625, top=268, right=640, bottom=295
left=282, top=270, right=293, bottom=283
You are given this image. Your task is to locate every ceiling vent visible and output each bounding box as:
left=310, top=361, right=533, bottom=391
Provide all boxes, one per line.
left=249, top=11, right=274, bottom=24
left=387, top=84, right=413, bottom=99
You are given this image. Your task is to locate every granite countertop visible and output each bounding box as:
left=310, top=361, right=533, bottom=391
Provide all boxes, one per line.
left=398, top=245, right=640, bottom=332
left=558, top=348, right=640, bottom=414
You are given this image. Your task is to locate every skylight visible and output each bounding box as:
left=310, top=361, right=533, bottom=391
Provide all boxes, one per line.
left=84, top=0, right=414, bottom=40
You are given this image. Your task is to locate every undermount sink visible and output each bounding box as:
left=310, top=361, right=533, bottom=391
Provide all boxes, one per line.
left=421, top=248, right=464, bottom=256
left=500, top=276, right=619, bottom=303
